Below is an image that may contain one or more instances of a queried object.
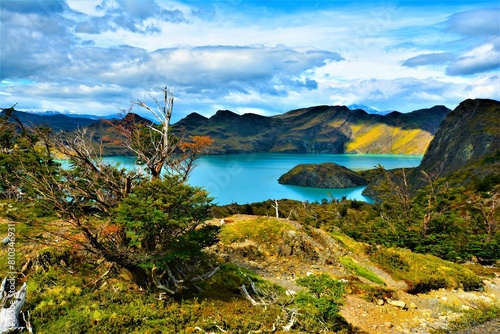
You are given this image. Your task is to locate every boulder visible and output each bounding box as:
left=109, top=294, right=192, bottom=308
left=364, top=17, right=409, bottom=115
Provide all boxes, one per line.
left=387, top=299, right=406, bottom=309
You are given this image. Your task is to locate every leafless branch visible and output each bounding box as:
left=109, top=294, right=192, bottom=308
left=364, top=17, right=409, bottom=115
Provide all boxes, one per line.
left=151, top=263, right=220, bottom=296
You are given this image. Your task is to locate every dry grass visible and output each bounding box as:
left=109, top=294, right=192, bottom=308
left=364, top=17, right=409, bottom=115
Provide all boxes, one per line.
left=370, top=247, right=483, bottom=293
left=218, top=215, right=297, bottom=245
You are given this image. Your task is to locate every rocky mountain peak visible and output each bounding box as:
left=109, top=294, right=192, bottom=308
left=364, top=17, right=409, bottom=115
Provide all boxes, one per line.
left=211, top=109, right=240, bottom=121
left=417, top=98, right=499, bottom=177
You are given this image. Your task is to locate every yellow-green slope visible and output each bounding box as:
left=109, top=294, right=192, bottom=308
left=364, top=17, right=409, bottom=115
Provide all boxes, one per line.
left=345, top=123, right=433, bottom=154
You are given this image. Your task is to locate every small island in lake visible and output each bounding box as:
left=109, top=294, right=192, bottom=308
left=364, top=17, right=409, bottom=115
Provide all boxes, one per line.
left=278, top=162, right=368, bottom=188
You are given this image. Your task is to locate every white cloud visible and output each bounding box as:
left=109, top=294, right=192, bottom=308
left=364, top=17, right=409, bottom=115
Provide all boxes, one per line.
left=447, top=40, right=500, bottom=75
left=66, top=0, right=104, bottom=16
left=0, top=0, right=499, bottom=118
left=446, top=8, right=500, bottom=37
left=400, top=8, right=500, bottom=76
left=402, top=53, right=455, bottom=67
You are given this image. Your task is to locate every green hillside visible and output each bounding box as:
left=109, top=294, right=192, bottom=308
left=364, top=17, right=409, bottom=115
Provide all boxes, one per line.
left=173, top=105, right=451, bottom=155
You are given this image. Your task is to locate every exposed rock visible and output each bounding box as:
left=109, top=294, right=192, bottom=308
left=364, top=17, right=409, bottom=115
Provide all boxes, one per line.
left=417, top=99, right=499, bottom=178
left=278, top=162, right=368, bottom=188
left=407, top=98, right=500, bottom=192
left=363, top=98, right=500, bottom=198
left=387, top=299, right=406, bottom=309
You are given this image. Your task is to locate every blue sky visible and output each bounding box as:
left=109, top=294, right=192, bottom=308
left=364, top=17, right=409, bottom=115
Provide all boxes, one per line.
left=0, top=0, right=499, bottom=121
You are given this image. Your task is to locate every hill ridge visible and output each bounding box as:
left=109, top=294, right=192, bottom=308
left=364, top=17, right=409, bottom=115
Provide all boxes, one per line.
left=173, top=104, right=451, bottom=154
left=2, top=103, right=453, bottom=155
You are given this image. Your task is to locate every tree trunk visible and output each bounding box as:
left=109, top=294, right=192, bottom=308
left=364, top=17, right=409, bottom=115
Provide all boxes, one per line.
left=272, top=199, right=279, bottom=218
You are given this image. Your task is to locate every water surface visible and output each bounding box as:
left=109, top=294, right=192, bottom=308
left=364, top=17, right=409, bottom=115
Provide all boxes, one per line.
left=188, top=153, right=422, bottom=205
left=71, top=153, right=422, bottom=205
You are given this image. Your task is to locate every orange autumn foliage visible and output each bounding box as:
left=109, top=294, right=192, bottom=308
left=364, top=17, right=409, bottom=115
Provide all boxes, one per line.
left=179, top=135, right=214, bottom=154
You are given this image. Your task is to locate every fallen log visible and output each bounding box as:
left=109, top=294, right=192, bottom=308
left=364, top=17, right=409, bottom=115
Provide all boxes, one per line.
left=0, top=277, right=27, bottom=334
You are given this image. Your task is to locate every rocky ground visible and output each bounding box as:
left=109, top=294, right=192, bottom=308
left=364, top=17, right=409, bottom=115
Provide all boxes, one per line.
left=208, top=215, right=500, bottom=334
left=257, top=263, right=500, bottom=333
left=341, top=276, right=500, bottom=334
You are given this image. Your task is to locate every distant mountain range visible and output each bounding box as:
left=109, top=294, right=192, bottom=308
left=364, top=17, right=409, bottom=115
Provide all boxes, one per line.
left=2, top=104, right=452, bottom=155
left=13, top=109, right=125, bottom=120
left=0, top=109, right=100, bottom=132
left=173, top=105, right=451, bottom=154
left=347, top=104, right=393, bottom=115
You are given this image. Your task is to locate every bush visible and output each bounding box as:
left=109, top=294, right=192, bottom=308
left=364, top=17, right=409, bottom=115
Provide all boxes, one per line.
left=407, top=276, right=448, bottom=294
left=218, top=216, right=296, bottom=245
left=112, top=176, right=218, bottom=265
left=466, top=237, right=500, bottom=265
left=370, top=248, right=410, bottom=272
left=351, top=282, right=397, bottom=303
left=294, top=273, right=353, bottom=333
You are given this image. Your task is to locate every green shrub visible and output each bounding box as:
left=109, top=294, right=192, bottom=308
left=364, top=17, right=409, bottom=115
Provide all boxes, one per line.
left=218, top=216, right=296, bottom=245
left=466, top=237, right=500, bottom=265
left=294, top=273, right=353, bottom=333
left=462, top=264, right=500, bottom=278
left=352, top=283, right=397, bottom=303
left=407, top=276, right=448, bottom=294
left=370, top=247, right=410, bottom=272
left=476, top=173, right=500, bottom=192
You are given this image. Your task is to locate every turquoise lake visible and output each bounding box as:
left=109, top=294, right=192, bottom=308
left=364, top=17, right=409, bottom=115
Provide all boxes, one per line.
left=102, top=153, right=422, bottom=205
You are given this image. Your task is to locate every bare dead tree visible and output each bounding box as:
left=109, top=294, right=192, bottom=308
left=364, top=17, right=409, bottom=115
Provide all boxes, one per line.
left=56, top=127, right=104, bottom=172
left=272, top=199, right=280, bottom=218
left=121, top=87, right=175, bottom=179
left=240, top=277, right=298, bottom=332
left=374, top=166, right=412, bottom=227
left=467, top=184, right=499, bottom=242
left=420, top=169, right=447, bottom=237
left=48, top=127, right=140, bottom=212
left=105, top=87, right=212, bottom=181
left=396, top=168, right=411, bottom=215
left=152, top=264, right=220, bottom=295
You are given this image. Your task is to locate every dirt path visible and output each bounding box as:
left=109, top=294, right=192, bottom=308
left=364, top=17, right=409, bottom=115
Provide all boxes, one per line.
left=341, top=275, right=500, bottom=334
